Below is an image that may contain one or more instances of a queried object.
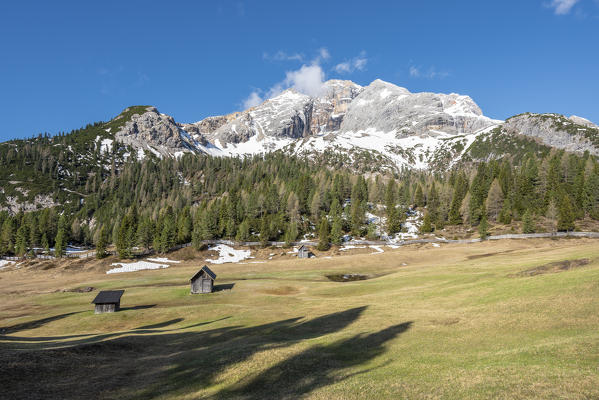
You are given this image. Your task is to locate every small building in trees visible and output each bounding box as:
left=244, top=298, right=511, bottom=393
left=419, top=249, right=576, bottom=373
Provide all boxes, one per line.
left=190, top=265, right=217, bottom=294
left=91, top=290, right=124, bottom=314
left=298, top=245, right=313, bottom=259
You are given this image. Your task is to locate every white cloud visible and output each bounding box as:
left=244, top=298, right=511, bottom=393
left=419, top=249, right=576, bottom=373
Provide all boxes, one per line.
left=241, top=48, right=331, bottom=108
left=409, top=66, right=421, bottom=78
left=318, top=47, right=330, bottom=61
left=409, top=65, right=449, bottom=79
left=547, top=0, right=580, bottom=14
left=240, top=63, right=326, bottom=109
left=263, top=51, right=304, bottom=62
left=242, top=91, right=263, bottom=109
left=354, top=57, right=367, bottom=70
left=334, top=51, right=368, bottom=74
left=335, top=62, right=351, bottom=74
left=283, top=64, right=326, bottom=97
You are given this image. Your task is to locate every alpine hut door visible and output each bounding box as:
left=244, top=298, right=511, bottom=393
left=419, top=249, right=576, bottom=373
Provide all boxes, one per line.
left=202, top=279, right=211, bottom=293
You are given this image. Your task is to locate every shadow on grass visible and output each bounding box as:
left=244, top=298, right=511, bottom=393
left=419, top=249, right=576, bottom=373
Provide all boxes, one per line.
left=0, top=307, right=409, bottom=399
left=0, top=311, right=84, bottom=334
left=213, top=283, right=235, bottom=292
left=216, top=321, right=412, bottom=399
left=136, top=318, right=184, bottom=330
left=120, top=304, right=156, bottom=311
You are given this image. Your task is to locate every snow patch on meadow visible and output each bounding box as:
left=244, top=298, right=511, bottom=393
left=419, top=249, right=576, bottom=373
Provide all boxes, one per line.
left=340, top=245, right=366, bottom=251
left=205, top=244, right=251, bottom=264
left=369, top=245, right=384, bottom=254
left=107, top=261, right=169, bottom=274
left=0, top=260, right=15, bottom=270
left=147, top=257, right=181, bottom=264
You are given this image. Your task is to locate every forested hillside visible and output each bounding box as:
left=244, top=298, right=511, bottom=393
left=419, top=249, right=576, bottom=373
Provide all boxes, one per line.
left=0, top=113, right=598, bottom=259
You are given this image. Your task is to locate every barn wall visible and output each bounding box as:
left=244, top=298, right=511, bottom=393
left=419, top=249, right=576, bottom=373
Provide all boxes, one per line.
left=201, top=279, right=213, bottom=293
left=191, top=280, right=202, bottom=294
left=95, top=304, right=116, bottom=314
left=191, top=278, right=213, bottom=294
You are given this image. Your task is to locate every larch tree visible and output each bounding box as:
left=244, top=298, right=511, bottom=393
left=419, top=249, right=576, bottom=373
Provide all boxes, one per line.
left=486, top=178, right=504, bottom=221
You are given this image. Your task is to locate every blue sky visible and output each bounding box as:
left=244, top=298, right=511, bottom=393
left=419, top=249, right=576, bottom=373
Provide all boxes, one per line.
left=1, top=0, right=598, bottom=140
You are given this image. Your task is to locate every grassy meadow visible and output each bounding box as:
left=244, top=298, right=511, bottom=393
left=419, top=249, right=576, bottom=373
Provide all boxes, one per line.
left=1, top=238, right=598, bottom=399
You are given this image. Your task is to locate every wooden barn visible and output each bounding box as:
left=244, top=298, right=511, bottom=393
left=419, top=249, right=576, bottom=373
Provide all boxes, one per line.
left=91, top=290, right=124, bottom=314
left=298, top=245, right=312, bottom=259
left=190, top=265, right=217, bottom=294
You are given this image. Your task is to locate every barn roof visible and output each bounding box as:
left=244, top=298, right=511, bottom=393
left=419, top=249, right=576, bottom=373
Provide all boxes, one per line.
left=91, top=290, right=124, bottom=304
left=191, top=265, right=217, bottom=281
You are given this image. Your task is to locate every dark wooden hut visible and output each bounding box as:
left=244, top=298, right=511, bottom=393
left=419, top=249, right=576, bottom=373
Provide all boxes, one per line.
left=91, top=290, right=124, bottom=314
left=298, top=245, right=312, bottom=259
left=190, top=265, right=217, bottom=294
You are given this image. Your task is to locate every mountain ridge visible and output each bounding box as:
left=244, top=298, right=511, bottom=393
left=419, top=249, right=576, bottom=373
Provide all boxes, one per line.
left=100, top=78, right=598, bottom=173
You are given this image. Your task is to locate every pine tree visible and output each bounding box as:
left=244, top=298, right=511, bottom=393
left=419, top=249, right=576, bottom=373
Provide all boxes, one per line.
left=116, top=214, right=134, bottom=259
left=259, top=216, right=270, bottom=246
left=284, top=221, right=298, bottom=246
left=330, top=198, right=341, bottom=218
left=192, top=211, right=204, bottom=249
left=310, top=190, right=321, bottom=220
left=0, top=218, right=15, bottom=255
left=14, top=224, right=28, bottom=257
left=137, top=218, right=154, bottom=251
left=28, top=215, right=40, bottom=248
left=558, top=195, right=575, bottom=232
left=478, top=211, right=489, bottom=240
left=350, top=200, right=364, bottom=237
left=225, top=218, right=236, bottom=239
left=420, top=212, right=432, bottom=233
left=55, top=227, right=66, bottom=258
left=235, top=219, right=251, bottom=242
left=413, top=185, right=424, bottom=207
left=177, top=207, right=192, bottom=244
left=41, top=233, right=49, bottom=253
left=449, top=195, right=463, bottom=225
left=96, top=226, right=107, bottom=259
left=522, top=209, right=535, bottom=234
left=366, top=222, right=378, bottom=240
left=54, top=215, right=67, bottom=258
left=160, top=210, right=177, bottom=252
left=330, top=217, right=343, bottom=245
left=317, top=217, right=330, bottom=251
left=386, top=205, right=401, bottom=235
left=498, top=197, right=513, bottom=225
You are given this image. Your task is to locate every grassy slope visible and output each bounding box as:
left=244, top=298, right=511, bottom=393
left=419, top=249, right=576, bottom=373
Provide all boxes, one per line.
left=1, top=239, right=599, bottom=399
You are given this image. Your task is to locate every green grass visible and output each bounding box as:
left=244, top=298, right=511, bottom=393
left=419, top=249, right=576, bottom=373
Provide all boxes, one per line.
left=1, top=239, right=598, bottom=399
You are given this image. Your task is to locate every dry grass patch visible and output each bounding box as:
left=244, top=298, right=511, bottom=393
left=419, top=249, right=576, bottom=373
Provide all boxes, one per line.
left=1, top=238, right=599, bottom=399
left=510, top=258, right=592, bottom=277
left=260, top=286, right=300, bottom=295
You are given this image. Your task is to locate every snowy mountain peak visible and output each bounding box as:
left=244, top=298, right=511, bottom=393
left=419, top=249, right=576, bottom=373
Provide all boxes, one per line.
left=112, top=79, right=599, bottom=171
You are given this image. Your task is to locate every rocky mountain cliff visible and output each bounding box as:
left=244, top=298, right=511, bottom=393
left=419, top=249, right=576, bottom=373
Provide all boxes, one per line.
left=78, top=79, right=598, bottom=171
left=503, top=113, right=599, bottom=156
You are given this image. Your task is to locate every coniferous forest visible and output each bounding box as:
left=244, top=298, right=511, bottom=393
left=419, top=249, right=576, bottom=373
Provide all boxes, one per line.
left=0, top=122, right=598, bottom=259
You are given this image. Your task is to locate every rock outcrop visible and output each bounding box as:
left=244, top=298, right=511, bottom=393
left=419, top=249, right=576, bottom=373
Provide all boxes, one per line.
left=569, top=115, right=598, bottom=129
left=504, top=113, right=599, bottom=156
left=114, top=106, right=201, bottom=157
left=339, top=79, right=496, bottom=137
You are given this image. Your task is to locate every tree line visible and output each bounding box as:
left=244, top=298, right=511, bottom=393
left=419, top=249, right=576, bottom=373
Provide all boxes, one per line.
left=0, top=144, right=598, bottom=258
